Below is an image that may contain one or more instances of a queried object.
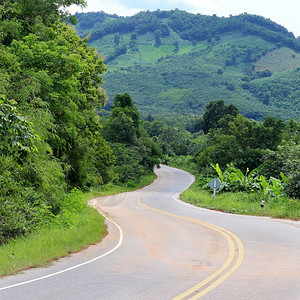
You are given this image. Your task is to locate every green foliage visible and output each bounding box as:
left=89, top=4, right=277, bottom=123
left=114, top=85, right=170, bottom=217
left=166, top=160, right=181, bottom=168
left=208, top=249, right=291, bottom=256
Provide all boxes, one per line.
left=196, top=109, right=287, bottom=171
left=211, top=163, right=263, bottom=193
left=211, top=163, right=225, bottom=182
left=196, top=108, right=299, bottom=199
left=285, top=173, right=300, bottom=199
left=0, top=0, right=86, bottom=45
left=53, top=188, right=86, bottom=227
left=202, top=100, right=239, bottom=133
left=246, top=69, right=300, bottom=114
left=77, top=10, right=300, bottom=122
left=196, top=133, right=239, bottom=169
left=0, top=0, right=117, bottom=245
left=0, top=162, right=54, bottom=244
left=102, top=93, right=162, bottom=184
left=104, top=93, right=141, bottom=145
left=144, top=120, right=201, bottom=157
left=0, top=96, right=38, bottom=162
left=210, top=162, right=296, bottom=202
left=262, top=121, right=300, bottom=198
left=0, top=0, right=116, bottom=189
left=181, top=183, right=300, bottom=219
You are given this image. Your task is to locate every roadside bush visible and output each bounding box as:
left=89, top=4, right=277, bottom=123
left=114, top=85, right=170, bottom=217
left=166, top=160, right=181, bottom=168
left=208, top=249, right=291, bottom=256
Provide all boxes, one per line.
left=0, top=171, right=54, bottom=245
left=211, top=163, right=263, bottom=193
left=210, top=163, right=291, bottom=201
left=0, top=195, right=54, bottom=245
left=263, top=143, right=300, bottom=199
left=53, top=189, right=86, bottom=228
left=285, top=173, right=300, bottom=199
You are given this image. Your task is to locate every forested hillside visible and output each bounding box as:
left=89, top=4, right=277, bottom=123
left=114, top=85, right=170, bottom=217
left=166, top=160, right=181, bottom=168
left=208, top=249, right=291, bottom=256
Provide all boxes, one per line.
left=75, top=10, right=300, bottom=124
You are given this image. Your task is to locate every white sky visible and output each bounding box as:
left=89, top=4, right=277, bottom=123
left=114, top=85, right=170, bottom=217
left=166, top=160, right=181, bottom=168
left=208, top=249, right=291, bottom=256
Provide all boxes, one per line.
left=69, top=0, right=300, bottom=37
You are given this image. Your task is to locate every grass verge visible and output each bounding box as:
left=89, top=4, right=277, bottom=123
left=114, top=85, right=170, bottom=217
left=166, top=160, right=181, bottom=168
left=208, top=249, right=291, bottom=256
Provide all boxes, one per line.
left=181, top=177, right=300, bottom=220
left=0, top=206, right=105, bottom=277
left=0, top=173, right=157, bottom=277
left=168, top=160, right=300, bottom=220
left=81, top=173, right=157, bottom=201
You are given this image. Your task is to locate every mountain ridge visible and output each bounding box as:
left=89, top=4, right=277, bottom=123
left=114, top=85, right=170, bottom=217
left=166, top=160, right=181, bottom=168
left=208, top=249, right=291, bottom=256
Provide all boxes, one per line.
left=75, top=10, right=300, bottom=123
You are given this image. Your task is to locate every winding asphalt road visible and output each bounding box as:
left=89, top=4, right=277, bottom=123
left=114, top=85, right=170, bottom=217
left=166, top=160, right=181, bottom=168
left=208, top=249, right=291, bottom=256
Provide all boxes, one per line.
left=0, top=165, right=299, bottom=299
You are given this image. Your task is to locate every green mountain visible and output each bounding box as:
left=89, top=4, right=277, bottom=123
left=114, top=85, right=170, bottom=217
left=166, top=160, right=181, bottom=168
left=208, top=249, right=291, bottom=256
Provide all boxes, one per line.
left=75, top=10, right=300, bottom=123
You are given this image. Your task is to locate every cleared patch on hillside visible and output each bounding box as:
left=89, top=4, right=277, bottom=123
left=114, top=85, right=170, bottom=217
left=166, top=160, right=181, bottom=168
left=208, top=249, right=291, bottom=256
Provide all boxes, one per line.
left=255, top=47, right=300, bottom=72
left=158, top=88, right=192, bottom=104
left=138, top=45, right=175, bottom=62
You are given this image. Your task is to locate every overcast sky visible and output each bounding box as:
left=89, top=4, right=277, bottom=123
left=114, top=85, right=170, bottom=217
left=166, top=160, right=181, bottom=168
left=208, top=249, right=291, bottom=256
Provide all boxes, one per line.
left=69, top=0, right=300, bottom=37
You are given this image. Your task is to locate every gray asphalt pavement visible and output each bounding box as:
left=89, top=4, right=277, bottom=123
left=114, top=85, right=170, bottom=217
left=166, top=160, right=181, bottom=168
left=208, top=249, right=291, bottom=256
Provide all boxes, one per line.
left=0, top=165, right=299, bottom=299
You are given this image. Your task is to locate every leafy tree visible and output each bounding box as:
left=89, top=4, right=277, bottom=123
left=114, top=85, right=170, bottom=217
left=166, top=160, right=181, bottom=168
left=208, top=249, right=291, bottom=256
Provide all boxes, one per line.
left=104, top=93, right=141, bottom=144
left=114, top=33, right=120, bottom=45
left=196, top=134, right=239, bottom=169
left=0, top=96, right=38, bottom=162
left=1, top=14, right=114, bottom=188
left=154, top=29, right=161, bottom=47
left=0, top=0, right=86, bottom=46
left=202, top=100, right=239, bottom=134
left=173, top=40, right=179, bottom=53
left=102, top=94, right=162, bottom=183
left=0, top=0, right=116, bottom=243
left=196, top=112, right=287, bottom=173
left=262, top=120, right=300, bottom=198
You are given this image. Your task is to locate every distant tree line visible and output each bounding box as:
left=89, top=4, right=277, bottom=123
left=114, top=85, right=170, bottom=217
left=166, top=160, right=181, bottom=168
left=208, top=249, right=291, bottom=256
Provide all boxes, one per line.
left=76, top=9, right=300, bottom=51
left=144, top=100, right=300, bottom=199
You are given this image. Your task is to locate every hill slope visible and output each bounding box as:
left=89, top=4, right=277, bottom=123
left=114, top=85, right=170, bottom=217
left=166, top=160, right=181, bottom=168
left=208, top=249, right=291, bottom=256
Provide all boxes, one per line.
left=75, top=10, right=300, bottom=123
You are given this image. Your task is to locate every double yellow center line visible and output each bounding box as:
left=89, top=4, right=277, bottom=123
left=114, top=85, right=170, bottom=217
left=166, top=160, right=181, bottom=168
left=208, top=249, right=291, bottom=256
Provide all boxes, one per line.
left=137, top=198, right=244, bottom=299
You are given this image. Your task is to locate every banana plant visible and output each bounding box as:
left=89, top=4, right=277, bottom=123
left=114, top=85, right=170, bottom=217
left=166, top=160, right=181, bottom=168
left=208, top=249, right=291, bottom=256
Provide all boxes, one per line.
left=258, top=174, right=286, bottom=198
left=211, top=163, right=286, bottom=196
left=269, top=177, right=285, bottom=196
left=226, top=164, right=263, bottom=192
left=211, top=163, right=225, bottom=182
left=210, top=163, right=230, bottom=191
left=259, top=175, right=269, bottom=195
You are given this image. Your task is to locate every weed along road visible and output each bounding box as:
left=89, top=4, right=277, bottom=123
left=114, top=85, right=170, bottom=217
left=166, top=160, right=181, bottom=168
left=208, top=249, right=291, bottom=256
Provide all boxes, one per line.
left=1, top=166, right=300, bottom=299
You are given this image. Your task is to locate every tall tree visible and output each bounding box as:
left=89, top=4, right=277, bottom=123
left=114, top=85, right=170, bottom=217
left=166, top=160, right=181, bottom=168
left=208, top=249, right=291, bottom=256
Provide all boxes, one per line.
left=202, top=100, right=239, bottom=134
left=1, top=0, right=114, bottom=188
left=102, top=93, right=162, bottom=183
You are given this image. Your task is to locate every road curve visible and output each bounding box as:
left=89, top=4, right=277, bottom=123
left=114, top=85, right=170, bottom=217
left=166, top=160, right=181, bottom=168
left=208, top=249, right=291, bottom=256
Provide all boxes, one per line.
left=0, top=165, right=299, bottom=299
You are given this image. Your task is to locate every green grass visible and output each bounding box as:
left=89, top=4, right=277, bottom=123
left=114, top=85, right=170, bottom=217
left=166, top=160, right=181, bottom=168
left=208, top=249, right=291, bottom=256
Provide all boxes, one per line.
left=138, top=44, right=175, bottom=62
left=180, top=180, right=300, bottom=220
left=0, top=173, right=157, bottom=277
left=158, top=87, right=192, bottom=104
left=0, top=206, right=106, bottom=277
left=81, top=173, right=157, bottom=201
left=167, top=161, right=300, bottom=220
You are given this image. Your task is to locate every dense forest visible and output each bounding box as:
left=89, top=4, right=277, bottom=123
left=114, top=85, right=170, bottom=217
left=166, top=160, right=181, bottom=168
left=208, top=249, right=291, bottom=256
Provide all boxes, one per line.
left=75, top=10, right=300, bottom=123
left=0, top=1, right=160, bottom=244
left=143, top=100, right=300, bottom=201
left=0, top=2, right=299, bottom=249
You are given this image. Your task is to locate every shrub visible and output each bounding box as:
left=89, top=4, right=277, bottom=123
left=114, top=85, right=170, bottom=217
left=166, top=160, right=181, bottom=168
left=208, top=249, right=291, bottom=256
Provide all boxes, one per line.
left=285, top=173, right=300, bottom=199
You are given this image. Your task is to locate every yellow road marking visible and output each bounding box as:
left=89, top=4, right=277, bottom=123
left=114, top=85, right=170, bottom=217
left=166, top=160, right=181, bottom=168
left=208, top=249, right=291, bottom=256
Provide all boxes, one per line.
left=137, top=198, right=244, bottom=299
left=160, top=168, right=175, bottom=176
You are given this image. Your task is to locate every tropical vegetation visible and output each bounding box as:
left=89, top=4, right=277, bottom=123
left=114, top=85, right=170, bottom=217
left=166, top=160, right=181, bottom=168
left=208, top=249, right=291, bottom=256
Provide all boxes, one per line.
left=0, top=1, right=161, bottom=248
left=0, top=2, right=299, bottom=277
left=162, top=101, right=300, bottom=218
left=75, top=9, right=300, bottom=123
